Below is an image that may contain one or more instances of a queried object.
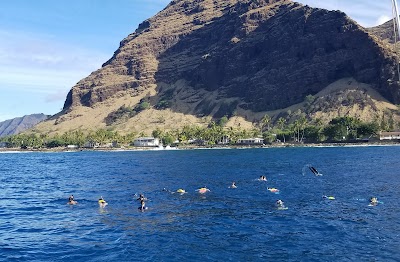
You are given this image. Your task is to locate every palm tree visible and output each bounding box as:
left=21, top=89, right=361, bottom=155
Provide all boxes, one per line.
left=298, top=116, right=308, bottom=142
left=293, top=120, right=300, bottom=142
left=277, top=117, right=286, bottom=142
left=260, top=114, right=271, bottom=132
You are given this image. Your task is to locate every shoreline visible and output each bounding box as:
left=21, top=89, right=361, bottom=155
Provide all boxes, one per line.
left=1, top=141, right=400, bottom=153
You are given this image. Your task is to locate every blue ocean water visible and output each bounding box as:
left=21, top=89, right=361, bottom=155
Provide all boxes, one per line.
left=0, top=146, right=399, bottom=261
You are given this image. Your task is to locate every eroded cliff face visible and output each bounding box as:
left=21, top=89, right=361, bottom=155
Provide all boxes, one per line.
left=63, top=0, right=400, bottom=119
left=63, top=0, right=239, bottom=109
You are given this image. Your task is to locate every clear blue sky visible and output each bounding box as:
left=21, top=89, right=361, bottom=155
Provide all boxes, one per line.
left=0, top=0, right=393, bottom=122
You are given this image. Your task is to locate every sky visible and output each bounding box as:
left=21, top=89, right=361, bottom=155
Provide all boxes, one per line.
left=0, top=0, right=395, bottom=122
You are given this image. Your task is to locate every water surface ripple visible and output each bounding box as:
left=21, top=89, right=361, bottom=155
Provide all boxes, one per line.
left=0, top=147, right=399, bottom=261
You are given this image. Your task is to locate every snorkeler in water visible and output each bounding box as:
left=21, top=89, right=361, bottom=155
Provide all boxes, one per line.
left=137, top=194, right=147, bottom=201
left=98, top=196, right=108, bottom=208
left=67, top=195, right=77, bottom=205
left=176, top=189, right=186, bottom=194
left=196, top=187, right=210, bottom=194
left=322, top=195, right=335, bottom=200
left=369, top=197, right=378, bottom=206
left=267, top=187, right=279, bottom=193
left=259, top=175, right=267, bottom=181
left=276, top=199, right=285, bottom=209
left=229, top=182, right=237, bottom=188
left=138, top=200, right=148, bottom=211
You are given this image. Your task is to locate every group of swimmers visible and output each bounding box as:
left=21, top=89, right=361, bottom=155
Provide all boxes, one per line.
left=67, top=175, right=380, bottom=210
left=227, top=177, right=285, bottom=209
left=236, top=175, right=379, bottom=209
left=67, top=194, right=145, bottom=210
left=68, top=195, right=109, bottom=208
left=232, top=178, right=285, bottom=209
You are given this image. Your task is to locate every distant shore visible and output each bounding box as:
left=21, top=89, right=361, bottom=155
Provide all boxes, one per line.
left=1, top=140, right=400, bottom=153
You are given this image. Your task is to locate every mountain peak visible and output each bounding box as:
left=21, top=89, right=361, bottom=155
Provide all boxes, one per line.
left=0, top=114, right=49, bottom=137
left=44, top=0, right=400, bottom=135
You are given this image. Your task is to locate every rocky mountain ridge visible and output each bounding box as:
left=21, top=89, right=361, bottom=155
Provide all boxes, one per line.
left=368, top=19, right=398, bottom=44
left=0, top=114, right=49, bottom=137
left=34, top=0, right=400, bottom=135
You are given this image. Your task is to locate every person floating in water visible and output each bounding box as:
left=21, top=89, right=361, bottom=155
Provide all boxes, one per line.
left=259, top=175, right=267, bottom=181
left=67, top=195, right=77, bottom=205
left=196, top=187, right=210, bottom=194
left=369, top=197, right=378, bottom=206
left=229, top=182, right=237, bottom=188
left=136, top=193, right=149, bottom=211
left=176, top=189, right=186, bottom=194
left=138, top=199, right=148, bottom=211
left=267, top=187, right=279, bottom=193
left=98, top=196, right=108, bottom=208
left=276, top=199, right=286, bottom=209
left=323, top=195, right=335, bottom=200
left=137, top=194, right=147, bottom=201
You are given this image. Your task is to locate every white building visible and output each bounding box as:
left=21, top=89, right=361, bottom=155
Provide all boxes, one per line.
left=217, top=135, right=230, bottom=145
left=133, top=137, right=160, bottom=147
left=379, top=131, right=400, bottom=140
left=83, top=140, right=100, bottom=148
left=237, top=138, right=264, bottom=145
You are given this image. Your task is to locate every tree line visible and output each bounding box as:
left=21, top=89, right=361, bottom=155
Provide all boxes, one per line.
left=0, top=115, right=391, bottom=149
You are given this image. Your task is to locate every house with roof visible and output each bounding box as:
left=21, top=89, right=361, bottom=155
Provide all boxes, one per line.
left=236, top=138, right=264, bottom=145
left=379, top=131, right=400, bottom=140
left=133, top=137, right=160, bottom=147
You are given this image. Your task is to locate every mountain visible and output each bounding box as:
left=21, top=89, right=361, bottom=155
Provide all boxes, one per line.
left=34, top=0, right=400, bottom=135
left=0, top=114, right=49, bottom=137
left=367, top=19, right=397, bottom=44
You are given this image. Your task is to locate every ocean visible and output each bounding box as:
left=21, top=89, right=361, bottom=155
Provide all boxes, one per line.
left=0, top=146, right=399, bottom=261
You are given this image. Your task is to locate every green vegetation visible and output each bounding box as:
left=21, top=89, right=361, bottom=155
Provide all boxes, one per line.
left=105, top=99, right=153, bottom=126
left=0, top=115, right=393, bottom=149
left=0, top=129, right=135, bottom=149
left=105, top=105, right=135, bottom=125
left=155, top=100, right=171, bottom=110
left=217, top=116, right=229, bottom=127
left=155, top=89, right=174, bottom=110
left=136, top=101, right=150, bottom=112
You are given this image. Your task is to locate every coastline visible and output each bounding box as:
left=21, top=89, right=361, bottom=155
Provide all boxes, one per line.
left=1, top=140, right=399, bottom=153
